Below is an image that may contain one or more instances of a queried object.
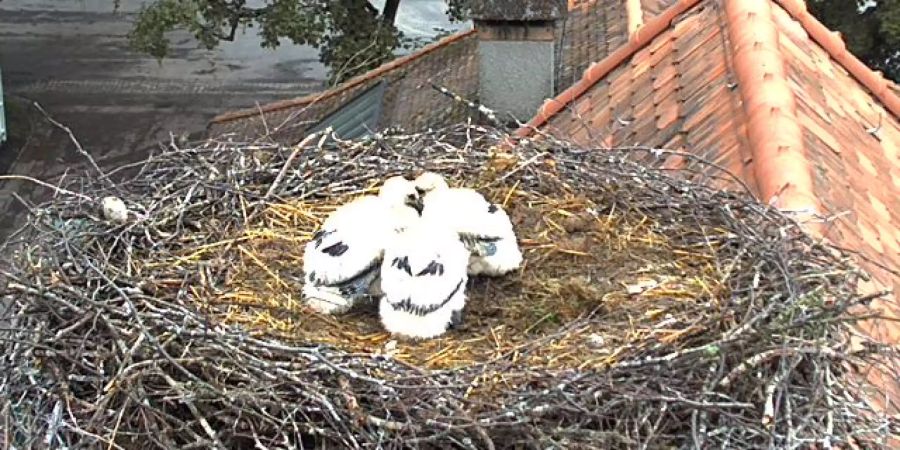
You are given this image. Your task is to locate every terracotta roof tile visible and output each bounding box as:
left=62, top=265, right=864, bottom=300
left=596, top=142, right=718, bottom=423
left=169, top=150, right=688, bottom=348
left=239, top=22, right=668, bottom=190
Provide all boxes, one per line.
left=879, top=224, right=900, bottom=255
left=777, top=4, right=900, bottom=351
left=725, top=0, right=819, bottom=213
left=537, top=1, right=758, bottom=190
left=656, top=101, right=680, bottom=129
left=651, top=65, right=678, bottom=91
left=521, top=4, right=900, bottom=410
left=207, top=2, right=900, bottom=404
left=797, top=109, right=841, bottom=154
left=775, top=0, right=900, bottom=117
left=674, top=25, right=717, bottom=62
left=641, top=0, right=679, bottom=16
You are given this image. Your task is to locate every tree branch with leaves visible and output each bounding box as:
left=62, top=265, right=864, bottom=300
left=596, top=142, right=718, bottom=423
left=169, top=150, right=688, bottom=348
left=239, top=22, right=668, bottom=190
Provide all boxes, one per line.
left=127, top=1, right=897, bottom=85
left=127, top=0, right=471, bottom=84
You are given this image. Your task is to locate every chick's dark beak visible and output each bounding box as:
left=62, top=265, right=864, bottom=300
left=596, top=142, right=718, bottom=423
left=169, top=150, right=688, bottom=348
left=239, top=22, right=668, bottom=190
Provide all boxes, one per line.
left=406, top=193, right=424, bottom=214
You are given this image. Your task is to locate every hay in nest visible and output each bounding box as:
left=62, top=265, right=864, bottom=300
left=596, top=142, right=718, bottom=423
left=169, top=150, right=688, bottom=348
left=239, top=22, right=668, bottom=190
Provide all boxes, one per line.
left=217, top=182, right=709, bottom=371
left=1, top=125, right=897, bottom=449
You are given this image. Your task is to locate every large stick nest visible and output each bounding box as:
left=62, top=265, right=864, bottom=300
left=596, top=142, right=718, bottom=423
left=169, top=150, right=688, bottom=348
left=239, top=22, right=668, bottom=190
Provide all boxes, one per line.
left=1, top=125, right=897, bottom=449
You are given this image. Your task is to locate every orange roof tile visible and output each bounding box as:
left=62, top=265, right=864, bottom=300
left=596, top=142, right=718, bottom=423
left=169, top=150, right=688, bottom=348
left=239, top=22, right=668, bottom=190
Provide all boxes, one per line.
left=519, top=0, right=900, bottom=138
left=775, top=0, right=900, bottom=118
left=722, top=0, right=819, bottom=217
left=518, top=0, right=704, bottom=134
left=770, top=0, right=900, bottom=355
left=206, top=4, right=900, bottom=385
left=535, top=1, right=755, bottom=187
left=522, top=0, right=900, bottom=413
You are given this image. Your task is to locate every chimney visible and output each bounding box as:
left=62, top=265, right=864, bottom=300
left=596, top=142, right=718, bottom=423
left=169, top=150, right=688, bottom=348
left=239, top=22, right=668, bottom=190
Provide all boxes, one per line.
left=471, top=0, right=568, bottom=123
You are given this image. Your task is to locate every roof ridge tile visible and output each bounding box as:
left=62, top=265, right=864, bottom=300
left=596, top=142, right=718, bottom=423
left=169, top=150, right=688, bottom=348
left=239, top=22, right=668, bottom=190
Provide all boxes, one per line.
left=772, top=0, right=900, bottom=119
left=519, top=0, right=899, bottom=133
left=722, top=0, right=819, bottom=219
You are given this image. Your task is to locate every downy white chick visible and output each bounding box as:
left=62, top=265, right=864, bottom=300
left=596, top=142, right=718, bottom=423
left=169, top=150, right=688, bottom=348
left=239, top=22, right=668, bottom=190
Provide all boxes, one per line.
left=379, top=216, right=469, bottom=339
left=414, top=172, right=522, bottom=276
left=302, top=176, right=422, bottom=314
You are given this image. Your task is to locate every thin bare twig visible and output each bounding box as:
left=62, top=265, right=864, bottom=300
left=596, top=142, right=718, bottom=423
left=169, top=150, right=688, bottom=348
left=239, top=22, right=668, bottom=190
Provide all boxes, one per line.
left=33, top=102, right=116, bottom=190
left=0, top=124, right=894, bottom=449
left=263, top=130, right=326, bottom=201
left=0, top=175, right=94, bottom=201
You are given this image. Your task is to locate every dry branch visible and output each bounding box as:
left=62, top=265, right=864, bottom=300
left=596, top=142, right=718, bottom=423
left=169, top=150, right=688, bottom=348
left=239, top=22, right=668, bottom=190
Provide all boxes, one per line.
left=1, top=124, right=897, bottom=449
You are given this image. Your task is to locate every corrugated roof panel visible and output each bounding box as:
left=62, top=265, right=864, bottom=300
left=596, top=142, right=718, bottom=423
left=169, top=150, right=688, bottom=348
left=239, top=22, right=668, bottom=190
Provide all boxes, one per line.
left=308, top=81, right=387, bottom=139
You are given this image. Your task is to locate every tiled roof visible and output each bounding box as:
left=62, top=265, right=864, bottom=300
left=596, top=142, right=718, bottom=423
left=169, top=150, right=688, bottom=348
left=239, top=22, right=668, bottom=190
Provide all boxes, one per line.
left=208, top=31, right=478, bottom=144
left=519, top=0, right=900, bottom=411
left=640, top=0, right=679, bottom=16
left=774, top=3, right=900, bottom=339
left=208, top=1, right=633, bottom=143
left=558, top=1, right=630, bottom=90
left=527, top=0, right=754, bottom=190
left=208, top=0, right=899, bottom=408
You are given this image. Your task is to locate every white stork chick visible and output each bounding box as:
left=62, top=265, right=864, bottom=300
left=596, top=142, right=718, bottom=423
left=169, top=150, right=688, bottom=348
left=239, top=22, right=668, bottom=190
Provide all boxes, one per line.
left=414, top=172, right=522, bottom=277
left=379, top=217, right=469, bottom=339
left=101, top=196, right=129, bottom=224
left=302, top=176, right=421, bottom=315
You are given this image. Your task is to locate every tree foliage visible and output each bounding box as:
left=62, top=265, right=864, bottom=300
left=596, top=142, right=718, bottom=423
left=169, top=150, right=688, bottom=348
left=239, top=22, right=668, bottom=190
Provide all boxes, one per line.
left=128, top=1, right=899, bottom=85
left=808, top=0, right=900, bottom=82
left=128, top=0, right=470, bottom=85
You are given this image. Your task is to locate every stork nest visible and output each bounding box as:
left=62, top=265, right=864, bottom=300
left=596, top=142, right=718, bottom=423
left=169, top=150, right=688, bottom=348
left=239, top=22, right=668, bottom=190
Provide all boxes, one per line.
left=1, top=125, right=896, bottom=449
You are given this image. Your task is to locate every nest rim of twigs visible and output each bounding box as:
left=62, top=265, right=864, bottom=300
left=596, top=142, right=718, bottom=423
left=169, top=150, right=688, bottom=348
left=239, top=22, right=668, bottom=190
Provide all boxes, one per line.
left=1, top=124, right=897, bottom=449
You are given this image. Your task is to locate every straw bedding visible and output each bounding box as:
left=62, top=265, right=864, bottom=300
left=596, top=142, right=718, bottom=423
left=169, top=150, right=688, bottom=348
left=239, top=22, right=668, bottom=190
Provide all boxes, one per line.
left=1, top=125, right=896, bottom=448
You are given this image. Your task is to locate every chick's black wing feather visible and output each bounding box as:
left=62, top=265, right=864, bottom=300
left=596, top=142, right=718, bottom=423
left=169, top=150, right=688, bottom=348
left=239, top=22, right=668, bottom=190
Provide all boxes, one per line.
left=312, top=229, right=334, bottom=249
left=417, top=260, right=444, bottom=276
left=322, top=242, right=349, bottom=257
left=391, top=256, right=412, bottom=275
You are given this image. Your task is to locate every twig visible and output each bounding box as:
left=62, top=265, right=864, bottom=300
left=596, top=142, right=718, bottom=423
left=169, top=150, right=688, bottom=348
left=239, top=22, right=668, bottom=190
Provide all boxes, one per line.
left=430, top=82, right=502, bottom=128
left=718, top=346, right=844, bottom=389
left=0, top=175, right=94, bottom=201
left=263, top=130, right=326, bottom=200
left=762, top=356, right=802, bottom=429
left=160, top=372, right=226, bottom=449
left=33, top=102, right=116, bottom=190
left=0, top=123, right=892, bottom=450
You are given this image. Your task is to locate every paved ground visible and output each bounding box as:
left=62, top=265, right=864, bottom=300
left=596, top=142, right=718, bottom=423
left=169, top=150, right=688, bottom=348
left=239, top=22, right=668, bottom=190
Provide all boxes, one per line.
left=0, top=1, right=331, bottom=236
left=0, top=0, right=462, bottom=238
left=0, top=1, right=328, bottom=161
